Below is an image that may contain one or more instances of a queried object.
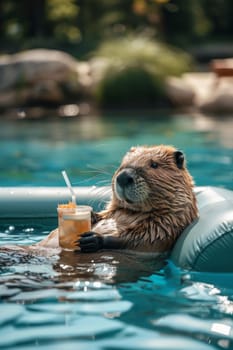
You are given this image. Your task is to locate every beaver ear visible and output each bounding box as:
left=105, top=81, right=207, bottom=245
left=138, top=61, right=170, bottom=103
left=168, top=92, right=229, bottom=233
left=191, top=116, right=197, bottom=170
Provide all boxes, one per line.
left=174, top=150, right=184, bottom=169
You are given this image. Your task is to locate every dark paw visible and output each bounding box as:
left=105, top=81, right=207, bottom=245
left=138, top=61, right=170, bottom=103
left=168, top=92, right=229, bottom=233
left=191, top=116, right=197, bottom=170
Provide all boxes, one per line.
left=78, top=231, right=104, bottom=253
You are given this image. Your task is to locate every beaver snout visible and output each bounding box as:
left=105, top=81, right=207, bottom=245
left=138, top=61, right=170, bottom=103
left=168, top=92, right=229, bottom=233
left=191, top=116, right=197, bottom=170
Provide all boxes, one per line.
left=116, top=169, right=135, bottom=188
left=114, top=168, right=149, bottom=205
left=115, top=168, right=136, bottom=203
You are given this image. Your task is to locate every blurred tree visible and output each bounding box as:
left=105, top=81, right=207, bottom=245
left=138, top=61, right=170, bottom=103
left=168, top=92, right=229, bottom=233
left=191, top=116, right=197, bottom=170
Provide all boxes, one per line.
left=132, top=0, right=167, bottom=34
left=0, top=0, right=232, bottom=50
left=24, top=0, right=46, bottom=37
left=0, top=0, right=80, bottom=43
left=77, top=0, right=103, bottom=40
left=161, top=0, right=211, bottom=45
left=47, top=0, right=80, bottom=42
left=0, top=1, right=21, bottom=40
left=203, top=0, right=233, bottom=37
left=0, top=1, right=3, bottom=35
left=0, top=0, right=46, bottom=41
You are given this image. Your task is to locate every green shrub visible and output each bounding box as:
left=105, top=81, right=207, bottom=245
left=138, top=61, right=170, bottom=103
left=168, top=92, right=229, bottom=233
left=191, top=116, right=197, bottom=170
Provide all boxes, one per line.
left=94, top=64, right=164, bottom=108
left=92, top=36, right=194, bottom=108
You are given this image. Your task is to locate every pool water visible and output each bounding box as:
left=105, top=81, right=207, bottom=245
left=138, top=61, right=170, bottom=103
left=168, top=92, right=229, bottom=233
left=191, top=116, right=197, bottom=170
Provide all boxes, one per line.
left=0, top=112, right=232, bottom=189
left=0, top=112, right=233, bottom=350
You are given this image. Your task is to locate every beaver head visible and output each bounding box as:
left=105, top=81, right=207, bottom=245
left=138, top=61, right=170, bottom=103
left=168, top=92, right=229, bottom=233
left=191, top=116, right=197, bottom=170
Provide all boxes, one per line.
left=111, top=145, right=197, bottom=217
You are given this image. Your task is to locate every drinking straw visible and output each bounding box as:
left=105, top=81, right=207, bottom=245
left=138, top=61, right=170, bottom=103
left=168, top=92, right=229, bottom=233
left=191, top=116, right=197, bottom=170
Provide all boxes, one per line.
left=61, top=170, right=76, bottom=205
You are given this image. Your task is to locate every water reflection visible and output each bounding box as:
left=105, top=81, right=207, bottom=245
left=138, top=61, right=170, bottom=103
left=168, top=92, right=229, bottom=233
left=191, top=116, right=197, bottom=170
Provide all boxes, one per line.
left=0, top=246, right=166, bottom=290
left=55, top=250, right=166, bottom=284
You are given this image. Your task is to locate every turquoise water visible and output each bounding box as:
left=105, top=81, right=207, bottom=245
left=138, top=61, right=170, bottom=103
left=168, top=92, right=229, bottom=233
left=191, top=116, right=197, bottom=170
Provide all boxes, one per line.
left=0, top=112, right=232, bottom=189
left=0, top=112, right=233, bottom=350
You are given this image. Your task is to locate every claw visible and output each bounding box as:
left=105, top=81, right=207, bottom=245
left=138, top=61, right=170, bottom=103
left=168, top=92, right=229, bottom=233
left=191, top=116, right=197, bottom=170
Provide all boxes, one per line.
left=79, top=231, right=104, bottom=253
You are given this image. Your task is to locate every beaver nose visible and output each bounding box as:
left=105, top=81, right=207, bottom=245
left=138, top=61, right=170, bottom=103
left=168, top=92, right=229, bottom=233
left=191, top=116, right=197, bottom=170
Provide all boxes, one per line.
left=116, top=169, right=135, bottom=188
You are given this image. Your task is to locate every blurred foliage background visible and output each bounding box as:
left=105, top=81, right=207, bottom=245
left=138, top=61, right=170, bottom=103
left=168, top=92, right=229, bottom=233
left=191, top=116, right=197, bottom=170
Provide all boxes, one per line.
left=1, top=0, right=232, bottom=56
left=1, top=0, right=232, bottom=110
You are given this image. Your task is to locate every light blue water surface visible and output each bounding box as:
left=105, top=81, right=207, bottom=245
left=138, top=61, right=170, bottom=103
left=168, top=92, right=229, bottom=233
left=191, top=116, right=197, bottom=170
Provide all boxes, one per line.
left=0, top=112, right=233, bottom=350
left=0, top=112, right=232, bottom=188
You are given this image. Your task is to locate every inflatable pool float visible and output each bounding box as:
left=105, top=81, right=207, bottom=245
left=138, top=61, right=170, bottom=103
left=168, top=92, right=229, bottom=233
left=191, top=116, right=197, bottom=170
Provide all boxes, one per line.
left=0, top=186, right=232, bottom=272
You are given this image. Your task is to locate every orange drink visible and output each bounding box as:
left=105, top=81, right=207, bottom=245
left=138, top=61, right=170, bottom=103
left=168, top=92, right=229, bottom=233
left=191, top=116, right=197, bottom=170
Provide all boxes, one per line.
left=57, top=204, right=92, bottom=250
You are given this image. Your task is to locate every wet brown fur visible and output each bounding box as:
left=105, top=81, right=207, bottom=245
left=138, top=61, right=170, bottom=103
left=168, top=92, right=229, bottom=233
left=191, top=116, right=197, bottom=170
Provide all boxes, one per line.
left=92, top=145, right=198, bottom=252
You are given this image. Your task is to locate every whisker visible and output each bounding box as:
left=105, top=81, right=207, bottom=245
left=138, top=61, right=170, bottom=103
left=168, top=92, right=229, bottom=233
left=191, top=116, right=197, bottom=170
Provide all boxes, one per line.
left=67, top=163, right=115, bottom=210
left=73, top=175, right=111, bottom=187
left=86, top=164, right=115, bottom=176
left=95, top=179, right=111, bottom=185
left=72, top=165, right=114, bottom=187
left=88, top=186, right=111, bottom=211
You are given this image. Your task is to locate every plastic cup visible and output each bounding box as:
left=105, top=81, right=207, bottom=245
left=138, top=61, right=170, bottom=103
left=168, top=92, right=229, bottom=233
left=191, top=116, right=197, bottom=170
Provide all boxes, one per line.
left=57, top=205, right=92, bottom=250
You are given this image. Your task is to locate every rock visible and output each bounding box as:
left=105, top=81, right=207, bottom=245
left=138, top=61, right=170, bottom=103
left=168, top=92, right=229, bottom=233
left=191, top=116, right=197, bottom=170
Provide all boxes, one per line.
left=200, top=77, right=233, bottom=113
left=0, top=89, right=31, bottom=108
left=166, top=72, right=233, bottom=113
left=2, top=103, right=92, bottom=120
left=182, top=71, right=233, bottom=113
left=76, top=62, right=92, bottom=90
left=165, top=76, right=195, bottom=106
left=29, top=80, right=64, bottom=104
left=182, top=72, right=217, bottom=106
left=0, top=49, right=80, bottom=108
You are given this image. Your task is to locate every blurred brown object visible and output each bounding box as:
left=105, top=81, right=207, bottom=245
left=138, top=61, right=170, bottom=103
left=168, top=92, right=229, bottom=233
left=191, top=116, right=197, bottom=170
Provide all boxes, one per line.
left=211, top=58, right=233, bottom=77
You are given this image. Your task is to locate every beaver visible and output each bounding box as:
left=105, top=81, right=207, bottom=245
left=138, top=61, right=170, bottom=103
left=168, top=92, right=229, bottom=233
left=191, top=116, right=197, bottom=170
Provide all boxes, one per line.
left=37, top=145, right=198, bottom=254
left=77, top=145, right=198, bottom=253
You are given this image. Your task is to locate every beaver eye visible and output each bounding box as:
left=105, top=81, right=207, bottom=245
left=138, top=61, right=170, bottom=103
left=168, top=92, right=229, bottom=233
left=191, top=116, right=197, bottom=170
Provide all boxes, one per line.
left=150, top=161, right=158, bottom=169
